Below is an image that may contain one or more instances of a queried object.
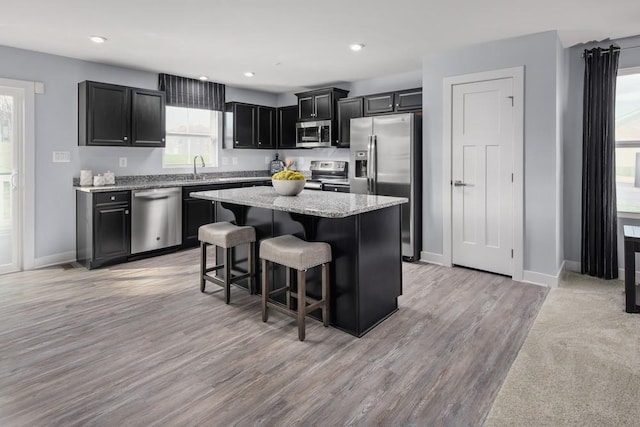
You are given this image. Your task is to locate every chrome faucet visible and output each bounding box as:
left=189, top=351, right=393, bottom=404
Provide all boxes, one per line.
left=193, top=155, right=205, bottom=179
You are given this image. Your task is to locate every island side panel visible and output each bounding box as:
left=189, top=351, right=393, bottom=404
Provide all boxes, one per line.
left=357, top=205, right=402, bottom=335
left=272, top=210, right=359, bottom=335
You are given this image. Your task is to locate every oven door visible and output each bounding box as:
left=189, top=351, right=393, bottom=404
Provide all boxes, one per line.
left=303, top=179, right=323, bottom=190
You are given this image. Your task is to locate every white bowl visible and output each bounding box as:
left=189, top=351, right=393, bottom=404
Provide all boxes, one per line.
left=272, top=179, right=305, bottom=196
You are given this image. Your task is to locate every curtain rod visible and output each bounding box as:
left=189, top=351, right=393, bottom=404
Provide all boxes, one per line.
left=581, top=45, right=640, bottom=57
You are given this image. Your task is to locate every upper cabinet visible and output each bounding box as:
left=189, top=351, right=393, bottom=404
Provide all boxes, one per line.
left=224, top=102, right=276, bottom=149
left=363, top=88, right=422, bottom=115
left=277, top=105, right=298, bottom=149
left=131, top=89, right=166, bottom=147
left=336, top=97, right=363, bottom=148
left=78, top=81, right=166, bottom=147
left=296, top=88, right=349, bottom=121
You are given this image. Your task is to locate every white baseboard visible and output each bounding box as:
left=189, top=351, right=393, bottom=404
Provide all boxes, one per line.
left=420, top=251, right=444, bottom=265
left=522, top=269, right=560, bottom=288
left=33, top=251, right=76, bottom=269
left=565, top=259, right=634, bottom=282
left=564, top=260, right=581, bottom=272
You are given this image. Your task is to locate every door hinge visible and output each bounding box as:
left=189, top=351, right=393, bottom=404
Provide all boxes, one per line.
left=507, top=96, right=514, bottom=106
left=511, top=249, right=514, bottom=258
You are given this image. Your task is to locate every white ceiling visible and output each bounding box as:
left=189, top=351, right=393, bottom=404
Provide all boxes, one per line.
left=1, top=0, right=638, bottom=93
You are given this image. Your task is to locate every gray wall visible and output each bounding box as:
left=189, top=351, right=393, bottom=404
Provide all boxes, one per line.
left=421, top=31, right=562, bottom=277
left=563, top=34, right=640, bottom=271
left=0, top=44, right=418, bottom=263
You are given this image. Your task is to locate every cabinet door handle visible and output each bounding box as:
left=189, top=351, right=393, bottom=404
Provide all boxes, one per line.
left=110, top=196, right=116, bottom=201
left=388, top=104, right=392, bottom=108
left=123, top=136, right=128, bottom=141
left=125, top=209, right=129, bottom=214
left=161, top=138, right=165, bottom=142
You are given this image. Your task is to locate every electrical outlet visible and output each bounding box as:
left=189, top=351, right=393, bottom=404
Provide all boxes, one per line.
left=52, top=151, right=70, bottom=162
left=221, top=157, right=229, bottom=165
left=119, top=157, right=127, bottom=167
left=232, top=157, right=238, bottom=165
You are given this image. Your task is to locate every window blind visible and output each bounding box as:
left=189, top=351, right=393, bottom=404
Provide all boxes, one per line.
left=158, top=73, right=225, bottom=111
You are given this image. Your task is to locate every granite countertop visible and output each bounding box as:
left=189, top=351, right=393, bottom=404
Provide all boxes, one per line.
left=74, top=174, right=273, bottom=193
left=190, top=186, right=407, bottom=218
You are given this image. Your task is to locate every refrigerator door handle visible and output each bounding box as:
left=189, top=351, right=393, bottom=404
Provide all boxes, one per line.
left=371, top=135, right=377, bottom=194
left=367, top=135, right=373, bottom=193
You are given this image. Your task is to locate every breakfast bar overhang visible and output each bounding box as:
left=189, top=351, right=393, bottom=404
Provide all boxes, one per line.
left=191, top=186, right=408, bottom=337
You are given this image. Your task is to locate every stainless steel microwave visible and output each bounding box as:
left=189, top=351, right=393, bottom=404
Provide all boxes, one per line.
left=296, top=120, right=332, bottom=148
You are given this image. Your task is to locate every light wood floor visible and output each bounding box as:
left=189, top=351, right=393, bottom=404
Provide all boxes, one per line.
left=0, top=249, right=547, bottom=426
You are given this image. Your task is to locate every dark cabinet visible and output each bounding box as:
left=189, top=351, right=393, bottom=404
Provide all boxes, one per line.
left=76, top=190, right=131, bottom=269
left=131, top=89, right=166, bottom=147
left=394, top=88, right=422, bottom=111
left=337, top=97, right=363, bottom=147
left=295, top=88, right=349, bottom=121
left=364, top=93, right=395, bottom=115
left=277, top=105, right=298, bottom=149
left=182, top=180, right=268, bottom=247
left=78, top=81, right=166, bottom=147
left=225, top=102, right=275, bottom=149
left=363, top=88, right=422, bottom=115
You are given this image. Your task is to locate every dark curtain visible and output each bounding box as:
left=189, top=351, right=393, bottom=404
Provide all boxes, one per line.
left=158, top=73, right=225, bottom=110
left=581, top=45, right=620, bottom=279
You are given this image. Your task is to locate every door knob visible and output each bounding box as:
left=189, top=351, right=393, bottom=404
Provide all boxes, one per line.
left=453, top=180, right=467, bottom=187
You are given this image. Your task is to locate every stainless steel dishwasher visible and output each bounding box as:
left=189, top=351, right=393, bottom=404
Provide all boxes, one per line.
left=131, top=187, right=182, bottom=254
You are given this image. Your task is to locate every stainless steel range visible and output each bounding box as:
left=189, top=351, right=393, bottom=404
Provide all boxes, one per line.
left=305, top=160, right=349, bottom=192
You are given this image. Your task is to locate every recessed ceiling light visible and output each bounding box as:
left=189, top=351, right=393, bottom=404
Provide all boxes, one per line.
left=244, top=72, right=255, bottom=77
left=349, top=43, right=365, bottom=52
left=89, top=35, right=107, bottom=44
left=198, top=76, right=209, bottom=81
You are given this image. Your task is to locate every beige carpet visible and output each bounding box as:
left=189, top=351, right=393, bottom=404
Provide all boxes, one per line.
left=485, top=272, right=640, bottom=427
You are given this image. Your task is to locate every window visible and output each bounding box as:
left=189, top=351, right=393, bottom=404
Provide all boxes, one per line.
left=163, top=106, right=221, bottom=168
left=615, top=68, right=640, bottom=213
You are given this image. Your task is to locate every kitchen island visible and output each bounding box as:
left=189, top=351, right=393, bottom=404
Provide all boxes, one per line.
left=191, top=186, right=408, bottom=337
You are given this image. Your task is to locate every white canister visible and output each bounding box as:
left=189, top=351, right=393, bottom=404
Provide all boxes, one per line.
left=103, top=171, right=115, bottom=185
left=80, top=170, right=93, bottom=186
left=93, top=174, right=106, bottom=187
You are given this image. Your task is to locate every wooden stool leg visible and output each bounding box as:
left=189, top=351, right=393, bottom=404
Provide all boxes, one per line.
left=322, top=263, right=330, bottom=327
left=200, top=242, right=206, bottom=292
left=261, top=259, right=268, bottom=322
left=224, top=247, right=231, bottom=304
left=297, top=269, right=306, bottom=341
left=286, top=267, right=292, bottom=309
left=247, top=242, right=255, bottom=295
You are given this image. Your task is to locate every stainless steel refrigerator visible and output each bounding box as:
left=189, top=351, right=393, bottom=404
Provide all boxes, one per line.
left=349, top=113, right=422, bottom=261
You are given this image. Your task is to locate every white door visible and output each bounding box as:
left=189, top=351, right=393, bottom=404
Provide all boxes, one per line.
left=0, top=84, right=24, bottom=274
left=451, top=78, right=514, bottom=276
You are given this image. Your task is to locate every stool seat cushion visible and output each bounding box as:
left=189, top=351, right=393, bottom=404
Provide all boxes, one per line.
left=198, top=222, right=256, bottom=248
left=260, top=235, right=331, bottom=271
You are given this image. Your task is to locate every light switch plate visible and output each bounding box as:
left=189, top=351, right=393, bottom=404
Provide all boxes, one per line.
left=232, top=157, right=238, bottom=165
left=35, top=82, right=45, bottom=94
left=52, top=151, right=70, bottom=162
left=221, top=157, right=229, bottom=165
left=119, top=157, right=127, bottom=167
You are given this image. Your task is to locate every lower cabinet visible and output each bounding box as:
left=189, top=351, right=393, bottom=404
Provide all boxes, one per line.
left=77, top=190, right=131, bottom=269
left=182, top=180, right=269, bottom=247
